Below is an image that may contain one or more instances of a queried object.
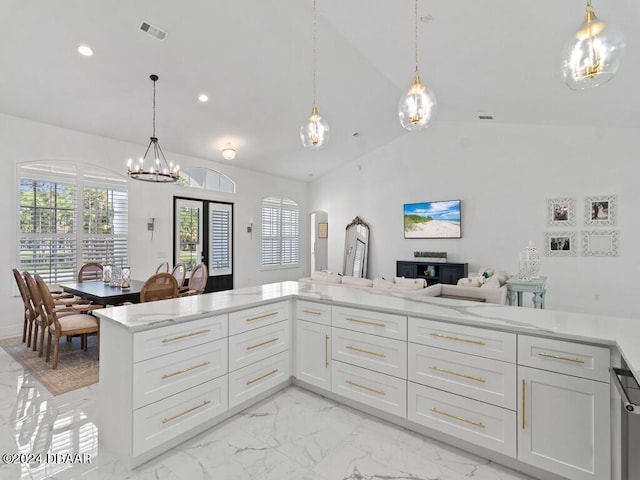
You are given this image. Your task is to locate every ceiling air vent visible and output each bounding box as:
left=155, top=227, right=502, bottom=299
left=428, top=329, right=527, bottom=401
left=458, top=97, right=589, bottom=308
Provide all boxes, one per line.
left=139, top=21, right=167, bottom=41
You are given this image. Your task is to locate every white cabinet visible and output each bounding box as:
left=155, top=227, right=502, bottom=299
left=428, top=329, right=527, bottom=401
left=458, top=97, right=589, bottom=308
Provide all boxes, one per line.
left=332, top=328, right=406, bottom=379
left=295, top=319, right=331, bottom=390
left=518, top=336, right=611, bottom=480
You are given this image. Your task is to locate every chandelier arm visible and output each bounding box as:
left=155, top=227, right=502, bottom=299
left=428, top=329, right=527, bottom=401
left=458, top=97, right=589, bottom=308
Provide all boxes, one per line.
left=154, top=141, right=170, bottom=168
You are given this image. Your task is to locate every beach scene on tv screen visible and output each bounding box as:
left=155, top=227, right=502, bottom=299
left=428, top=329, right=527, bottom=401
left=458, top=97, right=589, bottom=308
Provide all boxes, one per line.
left=404, top=201, right=461, bottom=238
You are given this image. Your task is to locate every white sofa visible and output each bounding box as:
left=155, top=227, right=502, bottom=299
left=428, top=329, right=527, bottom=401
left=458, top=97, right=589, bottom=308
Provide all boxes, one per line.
left=300, top=269, right=508, bottom=304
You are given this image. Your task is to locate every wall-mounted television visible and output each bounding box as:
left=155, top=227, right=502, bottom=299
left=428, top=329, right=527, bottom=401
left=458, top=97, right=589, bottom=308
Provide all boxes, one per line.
left=403, top=200, right=461, bottom=239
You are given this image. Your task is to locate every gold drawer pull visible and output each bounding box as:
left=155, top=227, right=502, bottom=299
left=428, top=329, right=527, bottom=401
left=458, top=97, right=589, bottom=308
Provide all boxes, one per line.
left=346, top=317, right=386, bottom=328
left=537, top=352, right=585, bottom=364
left=162, top=361, right=211, bottom=379
left=346, top=379, right=385, bottom=396
left=325, top=335, right=329, bottom=368
left=162, top=400, right=210, bottom=424
left=246, top=369, right=279, bottom=385
left=346, top=345, right=386, bottom=358
left=246, top=338, right=278, bottom=351
left=430, top=407, right=486, bottom=429
left=429, top=332, right=486, bottom=346
left=246, top=312, right=279, bottom=322
left=303, top=309, right=322, bottom=315
left=162, top=329, right=211, bottom=343
left=430, top=365, right=486, bottom=383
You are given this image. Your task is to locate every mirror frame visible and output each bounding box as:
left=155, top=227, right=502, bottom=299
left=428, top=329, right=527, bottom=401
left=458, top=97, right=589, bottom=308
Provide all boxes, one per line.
left=342, top=216, right=370, bottom=278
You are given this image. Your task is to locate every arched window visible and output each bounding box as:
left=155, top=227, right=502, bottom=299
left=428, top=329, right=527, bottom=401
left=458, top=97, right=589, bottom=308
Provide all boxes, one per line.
left=261, top=196, right=299, bottom=267
left=178, top=167, right=236, bottom=193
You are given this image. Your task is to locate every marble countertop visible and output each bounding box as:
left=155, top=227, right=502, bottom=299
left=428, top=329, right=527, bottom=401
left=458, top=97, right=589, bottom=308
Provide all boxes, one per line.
left=95, top=281, right=640, bottom=383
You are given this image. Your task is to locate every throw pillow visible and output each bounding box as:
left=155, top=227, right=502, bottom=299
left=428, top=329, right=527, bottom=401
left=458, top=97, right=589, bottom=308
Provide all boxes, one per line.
left=372, top=278, right=394, bottom=290
left=481, top=276, right=502, bottom=289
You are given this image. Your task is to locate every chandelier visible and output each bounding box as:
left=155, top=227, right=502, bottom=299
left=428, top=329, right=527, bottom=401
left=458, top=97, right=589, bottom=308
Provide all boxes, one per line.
left=561, top=0, right=625, bottom=89
left=300, top=0, right=329, bottom=149
left=398, top=0, right=436, bottom=131
left=127, top=74, right=180, bottom=182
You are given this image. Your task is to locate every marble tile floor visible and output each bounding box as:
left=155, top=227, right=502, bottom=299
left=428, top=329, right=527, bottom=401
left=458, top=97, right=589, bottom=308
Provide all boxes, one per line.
left=0, top=347, right=539, bottom=480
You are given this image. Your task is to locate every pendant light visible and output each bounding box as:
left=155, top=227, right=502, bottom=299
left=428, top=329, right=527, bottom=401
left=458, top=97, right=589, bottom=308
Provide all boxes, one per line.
left=127, top=74, right=180, bottom=182
left=300, top=0, right=329, bottom=150
left=561, top=0, right=625, bottom=90
left=398, top=0, right=436, bottom=131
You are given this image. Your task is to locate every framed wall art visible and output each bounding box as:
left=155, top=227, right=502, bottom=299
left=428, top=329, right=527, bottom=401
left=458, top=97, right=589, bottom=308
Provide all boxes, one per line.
left=544, top=231, right=577, bottom=256
left=584, top=195, right=616, bottom=226
left=582, top=230, right=619, bottom=257
left=546, top=197, right=575, bottom=226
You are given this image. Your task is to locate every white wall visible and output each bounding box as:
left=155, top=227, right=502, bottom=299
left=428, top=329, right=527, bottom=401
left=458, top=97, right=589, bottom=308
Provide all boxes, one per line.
left=0, top=113, right=309, bottom=338
left=309, top=120, right=640, bottom=318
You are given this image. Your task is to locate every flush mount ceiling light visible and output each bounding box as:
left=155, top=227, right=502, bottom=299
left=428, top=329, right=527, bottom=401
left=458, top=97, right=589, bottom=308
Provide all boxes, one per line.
left=127, top=74, right=179, bottom=183
left=561, top=0, right=625, bottom=89
left=77, top=45, right=93, bottom=57
left=398, top=0, right=437, bottom=131
left=198, top=94, right=209, bottom=102
left=221, top=145, right=237, bottom=160
left=300, top=0, right=329, bottom=150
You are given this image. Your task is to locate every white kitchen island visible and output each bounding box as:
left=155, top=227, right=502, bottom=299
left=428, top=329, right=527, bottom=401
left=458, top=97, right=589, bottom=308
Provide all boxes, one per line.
left=96, top=281, right=640, bottom=480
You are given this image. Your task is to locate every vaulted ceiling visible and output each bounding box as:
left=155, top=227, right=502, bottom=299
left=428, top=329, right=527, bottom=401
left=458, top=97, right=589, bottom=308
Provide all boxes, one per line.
left=1, top=0, right=638, bottom=181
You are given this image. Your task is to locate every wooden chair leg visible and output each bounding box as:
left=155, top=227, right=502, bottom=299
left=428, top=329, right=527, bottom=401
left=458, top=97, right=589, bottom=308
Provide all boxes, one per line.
left=38, top=324, right=46, bottom=357
left=31, top=324, right=39, bottom=352
left=45, top=332, right=52, bottom=363
left=52, top=336, right=60, bottom=369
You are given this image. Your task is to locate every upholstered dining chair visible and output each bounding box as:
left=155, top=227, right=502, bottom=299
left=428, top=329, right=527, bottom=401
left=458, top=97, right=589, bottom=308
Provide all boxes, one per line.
left=77, top=262, right=103, bottom=282
left=180, top=263, right=208, bottom=296
left=171, top=263, right=187, bottom=289
left=35, top=274, right=100, bottom=369
left=140, top=273, right=179, bottom=303
left=12, top=268, right=36, bottom=347
left=156, top=261, right=170, bottom=273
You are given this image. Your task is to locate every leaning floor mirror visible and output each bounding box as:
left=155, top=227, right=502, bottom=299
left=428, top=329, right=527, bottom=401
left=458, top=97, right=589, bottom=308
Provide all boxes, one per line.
left=343, top=216, right=370, bottom=278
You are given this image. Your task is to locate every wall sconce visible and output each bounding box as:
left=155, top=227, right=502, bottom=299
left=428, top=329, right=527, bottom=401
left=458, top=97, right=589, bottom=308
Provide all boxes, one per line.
left=222, top=145, right=237, bottom=160
left=247, top=217, right=254, bottom=239
left=147, top=217, right=155, bottom=240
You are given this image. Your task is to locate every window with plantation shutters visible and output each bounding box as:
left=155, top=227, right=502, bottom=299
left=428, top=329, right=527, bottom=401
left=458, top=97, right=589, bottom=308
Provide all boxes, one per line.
left=18, top=161, right=128, bottom=284
left=209, top=203, right=232, bottom=275
left=261, top=196, right=299, bottom=267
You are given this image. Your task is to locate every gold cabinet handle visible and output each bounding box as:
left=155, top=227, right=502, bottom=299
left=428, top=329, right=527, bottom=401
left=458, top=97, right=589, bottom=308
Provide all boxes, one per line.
left=429, top=332, right=486, bottom=346
left=521, top=379, right=526, bottom=430
left=162, top=329, right=211, bottom=343
left=537, top=352, right=585, bottom=364
left=162, top=400, right=210, bottom=424
left=346, top=317, right=386, bottom=328
left=346, top=345, right=386, bottom=358
left=162, top=361, right=211, bottom=379
left=325, top=334, right=329, bottom=368
left=346, top=379, right=385, bottom=396
left=246, top=338, right=278, bottom=351
left=246, top=312, right=279, bottom=322
left=303, top=309, right=321, bottom=316
left=430, top=365, right=486, bottom=383
left=246, top=369, right=279, bottom=386
left=430, top=407, right=486, bottom=429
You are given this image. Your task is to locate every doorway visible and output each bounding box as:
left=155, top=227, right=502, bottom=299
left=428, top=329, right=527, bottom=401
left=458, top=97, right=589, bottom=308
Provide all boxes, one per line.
left=174, top=197, right=233, bottom=292
left=310, top=211, right=328, bottom=273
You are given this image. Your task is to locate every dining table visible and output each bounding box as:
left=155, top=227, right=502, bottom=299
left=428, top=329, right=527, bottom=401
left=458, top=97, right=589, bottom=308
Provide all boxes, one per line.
left=61, top=280, right=145, bottom=306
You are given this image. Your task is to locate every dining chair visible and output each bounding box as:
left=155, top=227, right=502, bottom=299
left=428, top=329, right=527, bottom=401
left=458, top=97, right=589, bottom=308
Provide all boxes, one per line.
left=180, top=263, right=208, bottom=296
left=156, top=261, right=170, bottom=273
left=77, top=262, right=104, bottom=282
left=140, top=273, right=179, bottom=303
left=171, top=263, right=187, bottom=289
left=12, top=269, right=36, bottom=346
left=35, top=274, right=100, bottom=369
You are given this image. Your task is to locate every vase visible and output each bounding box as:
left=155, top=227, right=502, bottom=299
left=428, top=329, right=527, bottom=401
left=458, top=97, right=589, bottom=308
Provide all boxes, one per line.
left=525, top=241, right=540, bottom=279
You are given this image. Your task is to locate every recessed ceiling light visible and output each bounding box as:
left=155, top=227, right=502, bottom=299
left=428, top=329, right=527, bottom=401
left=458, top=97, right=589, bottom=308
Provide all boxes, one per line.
left=198, top=94, right=209, bottom=103
left=77, top=45, right=93, bottom=57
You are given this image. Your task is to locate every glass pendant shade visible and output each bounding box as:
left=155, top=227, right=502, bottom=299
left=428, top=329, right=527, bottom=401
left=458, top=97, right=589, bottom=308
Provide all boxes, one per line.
left=300, top=104, right=329, bottom=150
left=398, top=71, right=437, bottom=131
left=561, top=8, right=625, bottom=89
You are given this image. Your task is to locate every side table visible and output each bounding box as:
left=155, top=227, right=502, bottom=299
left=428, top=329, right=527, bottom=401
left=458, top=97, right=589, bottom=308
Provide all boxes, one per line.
left=506, top=276, right=547, bottom=309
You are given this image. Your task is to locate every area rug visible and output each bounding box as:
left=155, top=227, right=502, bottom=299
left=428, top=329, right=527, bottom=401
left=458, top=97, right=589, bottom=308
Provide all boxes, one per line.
left=0, top=335, right=98, bottom=396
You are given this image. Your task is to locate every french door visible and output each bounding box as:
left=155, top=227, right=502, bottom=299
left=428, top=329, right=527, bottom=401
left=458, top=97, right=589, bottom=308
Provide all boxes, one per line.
left=174, top=197, right=233, bottom=292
